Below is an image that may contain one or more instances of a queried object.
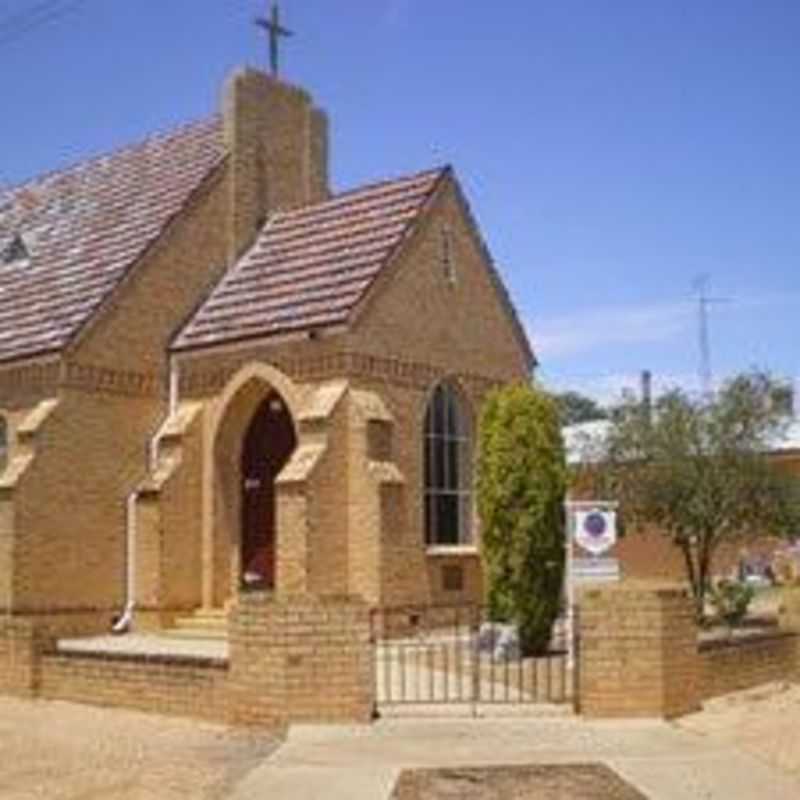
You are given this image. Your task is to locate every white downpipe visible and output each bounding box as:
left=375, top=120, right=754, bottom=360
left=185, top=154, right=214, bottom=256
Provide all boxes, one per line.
left=111, top=491, right=138, bottom=634
left=112, top=356, right=181, bottom=634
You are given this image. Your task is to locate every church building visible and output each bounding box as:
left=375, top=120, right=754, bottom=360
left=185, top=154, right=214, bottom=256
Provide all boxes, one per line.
left=0, top=57, right=533, bottom=650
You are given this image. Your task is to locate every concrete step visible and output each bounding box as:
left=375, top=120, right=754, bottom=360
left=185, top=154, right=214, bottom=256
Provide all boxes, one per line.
left=172, top=613, right=227, bottom=631
left=164, top=608, right=228, bottom=641
left=161, top=626, right=228, bottom=641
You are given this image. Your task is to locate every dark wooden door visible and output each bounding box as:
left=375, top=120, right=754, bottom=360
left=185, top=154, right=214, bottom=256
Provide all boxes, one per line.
left=240, top=392, right=296, bottom=588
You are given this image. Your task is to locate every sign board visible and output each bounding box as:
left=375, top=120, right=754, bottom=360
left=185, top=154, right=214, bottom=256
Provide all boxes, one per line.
left=574, top=508, right=617, bottom=555
left=572, top=557, right=620, bottom=584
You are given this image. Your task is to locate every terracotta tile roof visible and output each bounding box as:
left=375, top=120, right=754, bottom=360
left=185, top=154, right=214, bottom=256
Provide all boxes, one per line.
left=173, top=167, right=446, bottom=352
left=0, top=117, right=224, bottom=363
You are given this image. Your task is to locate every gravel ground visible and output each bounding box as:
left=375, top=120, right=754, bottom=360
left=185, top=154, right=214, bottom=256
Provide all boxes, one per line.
left=677, top=681, right=800, bottom=780
left=0, top=697, right=280, bottom=800
left=2, top=682, right=800, bottom=799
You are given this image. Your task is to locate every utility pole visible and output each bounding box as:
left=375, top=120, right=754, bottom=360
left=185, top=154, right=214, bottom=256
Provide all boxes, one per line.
left=692, top=275, right=729, bottom=399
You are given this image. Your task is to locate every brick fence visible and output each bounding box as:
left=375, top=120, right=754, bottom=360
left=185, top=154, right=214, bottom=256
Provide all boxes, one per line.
left=228, top=592, right=375, bottom=726
left=39, top=651, right=229, bottom=722
left=578, top=582, right=701, bottom=718
left=2, top=585, right=799, bottom=725
left=698, top=631, right=798, bottom=699
left=0, top=618, right=41, bottom=697
left=578, top=583, right=800, bottom=719
left=0, top=593, right=374, bottom=728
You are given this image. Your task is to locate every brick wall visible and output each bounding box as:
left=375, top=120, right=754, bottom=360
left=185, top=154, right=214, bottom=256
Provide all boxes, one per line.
left=577, top=582, right=800, bottom=719
left=223, top=69, right=329, bottom=260
left=578, top=583, right=701, bottom=719
left=3, top=591, right=375, bottom=727
left=0, top=155, right=230, bottom=620
left=169, top=167, right=532, bottom=612
left=0, top=618, right=40, bottom=696
left=348, top=177, right=530, bottom=380
left=39, top=652, right=228, bottom=722
left=611, top=529, right=788, bottom=583
left=699, top=632, right=799, bottom=699
left=0, top=68, right=335, bottom=627
left=228, top=592, right=374, bottom=726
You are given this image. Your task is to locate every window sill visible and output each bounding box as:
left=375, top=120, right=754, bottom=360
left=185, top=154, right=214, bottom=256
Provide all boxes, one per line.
left=425, top=545, right=480, bottom=557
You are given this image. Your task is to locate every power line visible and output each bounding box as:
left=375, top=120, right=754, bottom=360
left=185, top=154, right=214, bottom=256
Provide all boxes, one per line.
left=0, top=0, right=88, bottom=49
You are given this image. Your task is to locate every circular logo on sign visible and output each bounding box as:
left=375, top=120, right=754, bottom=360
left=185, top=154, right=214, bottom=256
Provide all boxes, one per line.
left=574, top=509, right=617, bottom=556
left=584, top=512, right=607, bottom=538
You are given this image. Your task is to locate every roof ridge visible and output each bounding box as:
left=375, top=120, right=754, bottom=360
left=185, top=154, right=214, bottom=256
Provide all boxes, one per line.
left=270, top=165, right=449, bottom=222
left=0, top=114, right=222, bottom=199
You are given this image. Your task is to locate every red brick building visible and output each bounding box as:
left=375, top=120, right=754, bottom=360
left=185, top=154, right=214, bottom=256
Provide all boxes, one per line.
left=564, top=417, right=800, bottom=582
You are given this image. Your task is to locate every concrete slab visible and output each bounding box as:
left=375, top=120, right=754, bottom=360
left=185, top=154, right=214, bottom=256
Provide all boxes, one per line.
left=56, top=633, right=228, bottom=661
left=231, top=717, right=800, bottom=800
left=231, top=766, right=400, bottom=800
left=609, top=753, right=800, bottom=800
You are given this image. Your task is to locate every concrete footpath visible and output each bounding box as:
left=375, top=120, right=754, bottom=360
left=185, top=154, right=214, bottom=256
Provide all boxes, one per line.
left=230, top=714, right=800, bottom=800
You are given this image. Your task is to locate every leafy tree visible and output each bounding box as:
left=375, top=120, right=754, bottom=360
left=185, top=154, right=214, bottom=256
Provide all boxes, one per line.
left=554, top=390, right=608, bottom=426
left=582, top=371, right=800, bottom=620
left=477, top=384, right=567, bottom=654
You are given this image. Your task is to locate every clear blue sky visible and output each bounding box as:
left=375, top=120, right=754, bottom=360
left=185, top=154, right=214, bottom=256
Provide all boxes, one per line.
left=2, top=1, right=798, bottom=403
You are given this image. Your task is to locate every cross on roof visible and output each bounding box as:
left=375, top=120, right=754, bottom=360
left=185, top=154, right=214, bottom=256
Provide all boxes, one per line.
left=255, top=3, right=293, bottom=77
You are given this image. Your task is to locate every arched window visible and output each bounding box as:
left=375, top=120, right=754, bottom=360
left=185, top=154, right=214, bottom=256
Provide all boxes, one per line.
left=424, top=383, right=472, bottom=546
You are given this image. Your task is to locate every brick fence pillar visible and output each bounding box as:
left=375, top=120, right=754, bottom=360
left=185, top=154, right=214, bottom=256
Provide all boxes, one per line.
left=227, top=592, right=375, bottom=727
left=578, top=582, right=700, bottom=719
left=0, top=618, right=44, bottom=697
left=778, top=587, right=800, bottom=681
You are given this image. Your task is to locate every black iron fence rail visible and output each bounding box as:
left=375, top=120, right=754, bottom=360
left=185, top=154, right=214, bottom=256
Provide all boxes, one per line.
left=370, top=603, right=575, bottom=708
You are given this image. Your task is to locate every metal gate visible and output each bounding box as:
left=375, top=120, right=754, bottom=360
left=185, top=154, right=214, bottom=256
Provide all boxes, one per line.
left=370, top=604, right=576, bottom=711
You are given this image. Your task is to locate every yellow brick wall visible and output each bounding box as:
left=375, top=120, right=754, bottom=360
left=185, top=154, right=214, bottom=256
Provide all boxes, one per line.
left=168, top=173, right=532, bottom=611
left=228, top=592, right=374, bottom=726
left=72, top=168, right=228, bottom=374
left=1, top=68, right=334, bottom=623
left=6, top=162, right=231, bottom=616
left=303, top=390, right=350, bottom=596
left=699, top=633, right=799, bottom=699
left=346, top=176, right=531, bottom=380
left=0, top=359, right=59, bottom=411
left=12, top=389, right=156, bottom=611
left=223, top=69, right=329, bottom=260
left=39, top=653, right=229, bottom=722
left=578, top=583, right=701, bottom=719
left=341, top=176, right=529, bottom=607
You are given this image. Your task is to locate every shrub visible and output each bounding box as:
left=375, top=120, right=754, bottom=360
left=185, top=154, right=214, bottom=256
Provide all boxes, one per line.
left=710, top=580, right=754, bottom=627
left=477, top=384, right=567, bottom=655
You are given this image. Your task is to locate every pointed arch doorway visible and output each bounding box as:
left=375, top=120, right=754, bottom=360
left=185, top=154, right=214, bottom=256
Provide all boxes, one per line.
left=240, top=390, right=296, bottom=589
